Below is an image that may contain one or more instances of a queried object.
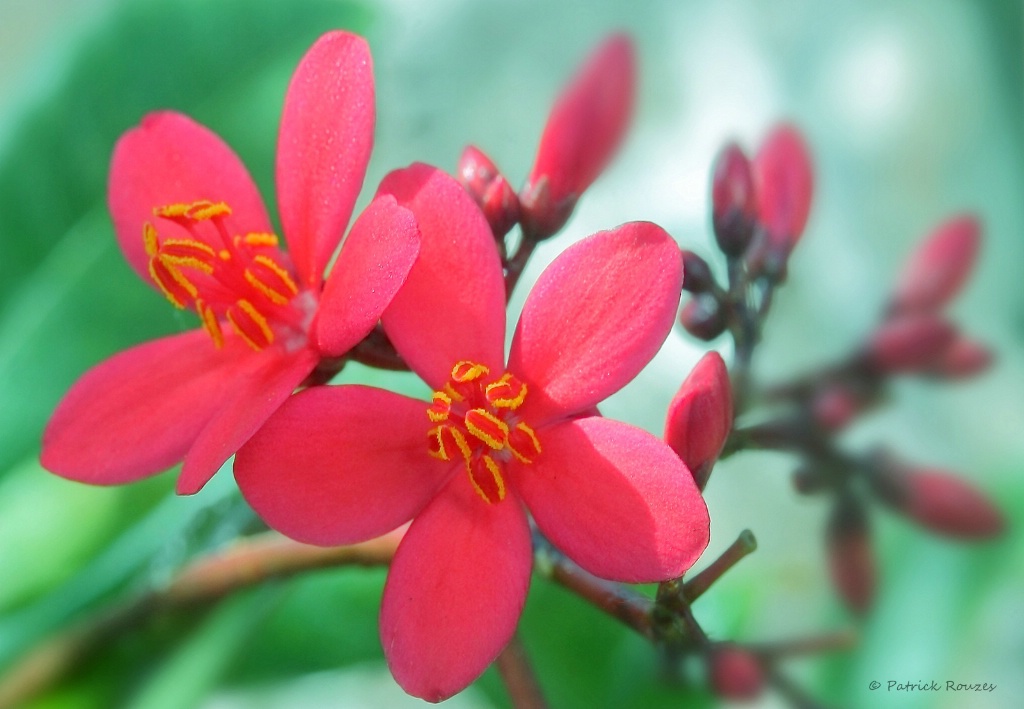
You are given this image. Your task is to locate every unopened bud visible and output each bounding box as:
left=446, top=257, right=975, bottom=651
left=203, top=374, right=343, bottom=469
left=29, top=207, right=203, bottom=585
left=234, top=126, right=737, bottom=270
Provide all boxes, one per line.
left=681, top=250, right=716, bottom=293
left=457, top=145, right=520, bottom=237
left=523, top=34, right=635, bottom=239
left=927, top=336, right=993, bottom=380
left=748, top=124, right=814, bottom=278
left=890, top=214, right=981, bottom=315
left=810, top=383, right=864, bottom=432
left=826, top=495, right=876, bottom=615
left=900, top=469, right=1005, bottom=540
left=665, top=352, right=733, bottom=490
left=680, top=293, right=727, bottom=341
left=708, top=645, right=764, bottom=702
left=711, top=142, right=757, bottom=257
left=864, top=314, right=957, bottom=374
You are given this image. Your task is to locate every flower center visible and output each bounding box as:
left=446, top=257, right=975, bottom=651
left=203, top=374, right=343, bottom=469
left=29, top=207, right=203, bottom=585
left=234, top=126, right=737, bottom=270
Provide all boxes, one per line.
left=144, top=200, right=314, bottom=351
left=426, top=361, right=542, bottom=504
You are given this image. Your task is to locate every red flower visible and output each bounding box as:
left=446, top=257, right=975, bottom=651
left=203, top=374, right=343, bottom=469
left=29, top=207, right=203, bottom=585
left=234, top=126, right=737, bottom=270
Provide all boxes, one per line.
left=41, top=32, right=419, bottom=494
left=235, top=165, right=711, bottom=701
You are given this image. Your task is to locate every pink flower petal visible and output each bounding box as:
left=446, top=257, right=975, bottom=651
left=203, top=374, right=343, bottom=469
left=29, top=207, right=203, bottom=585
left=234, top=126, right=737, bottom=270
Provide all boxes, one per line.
left=752, top=123, right=813, bottom=254
left=522, top=34, right=635, bottom=236
left=316, top=195, right=420, bottom=356
left=379, top=164, right=506, bottom=389
left=235, top=386, right=450, bottom=545
left=42, top=331, right=258, bottom=485
left=176, top=346, right=319, bottom=494
left=513, top=416, right=709, bottom=583
left=665, top=352, right=733, bottom=490
left=381, top=476, right=532, bottom=702
left=109, top=111, right=273, bottom=285
left=890, top=214, right=981, bottom=314
left=277, top=31, right=375, bottom=287
left=509, top=222, right=682, bottom=425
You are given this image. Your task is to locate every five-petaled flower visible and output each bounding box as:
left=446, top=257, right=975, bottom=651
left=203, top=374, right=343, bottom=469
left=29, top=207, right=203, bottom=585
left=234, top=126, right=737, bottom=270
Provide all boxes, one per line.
left=235, top=164, right=711, bottom=702
left=41, top=31, right=420, bottom=494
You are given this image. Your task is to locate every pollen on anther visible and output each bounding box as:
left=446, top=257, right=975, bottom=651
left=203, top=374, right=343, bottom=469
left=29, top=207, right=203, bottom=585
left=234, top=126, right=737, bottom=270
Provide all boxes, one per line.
left=508, top=421, right=542, bottom=464
left=464, top=408, right=509, bottom=450
left=485, top=373, right=528, bottom=410
left=227, top=299, right=274, bottom=350
left=452, top=361, right=490, bottom=383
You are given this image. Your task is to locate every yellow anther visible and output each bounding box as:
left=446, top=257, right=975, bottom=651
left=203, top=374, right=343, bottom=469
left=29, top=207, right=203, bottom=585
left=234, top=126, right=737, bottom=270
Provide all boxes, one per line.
left=467, top=454, right=507, bottom=504
left=443, top=382, right=465, bottom=402
left=241, top=232, right=280, bottom=248
left=149, top=260, right=187, bottom=309
left=143, top=223, right=159, bottom=257
left=188, top=201, right=232, bottom=220
left=451, top=361, right=490, bottom=383
left=508, top=421, right=542, bottom=464
left=464, top=408, right=509, bottom=450
left=485, top=373, right=528, bottom=410
left=197, top=300, right=224, bottom=348
left=153, top=203, right=193, bottom=218
left=427, top=426, right=449, bottom=461
left=244, top=254, right=299, bottom=305
left=427, top=391, right=452, bottom=423
left=227, top=299, right=274, bottom=350
left=219, top=249, right=231, bottom=260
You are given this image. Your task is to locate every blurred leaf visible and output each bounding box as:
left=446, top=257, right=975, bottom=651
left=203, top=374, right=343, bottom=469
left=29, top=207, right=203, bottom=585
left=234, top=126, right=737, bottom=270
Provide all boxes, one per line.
left=125, top=588, right=283, bottom=709
left=226, top=567, right=388, bottom=683
left=0, top=456, right=169, bottom=613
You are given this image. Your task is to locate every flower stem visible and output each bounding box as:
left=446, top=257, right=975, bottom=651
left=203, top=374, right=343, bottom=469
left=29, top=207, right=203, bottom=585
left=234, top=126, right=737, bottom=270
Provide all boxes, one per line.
left=0, top=532, right=401, bottom=709
left=683, top=529, right=757, bottom=602
left=494, top=634, right=549, bottom=709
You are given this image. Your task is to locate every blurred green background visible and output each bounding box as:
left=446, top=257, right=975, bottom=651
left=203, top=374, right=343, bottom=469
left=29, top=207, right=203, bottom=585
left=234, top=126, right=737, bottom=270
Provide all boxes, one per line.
left=0, top=0, right=1021, bottom=707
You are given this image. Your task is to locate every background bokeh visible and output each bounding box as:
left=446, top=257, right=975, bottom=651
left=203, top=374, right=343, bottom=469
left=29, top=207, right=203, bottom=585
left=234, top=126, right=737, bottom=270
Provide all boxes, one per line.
left=0, top=0, right=1021, bottom=707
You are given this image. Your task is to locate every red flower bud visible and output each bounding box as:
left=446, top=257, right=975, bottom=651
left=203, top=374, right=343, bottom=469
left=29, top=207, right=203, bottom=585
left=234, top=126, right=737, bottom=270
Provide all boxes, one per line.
left=890, top=214, right=981, bottom=315
left=708, top=645, right=764, bottom=702
left=900, top=469, right=1005, bottom=540
left=864, top=314, right=957, bottom=374
left=826, top=496, right=876, bottom=615
left=748, top=124, right=814, bottom=277
left=927, top=335, right=993, bottom=380
left=521, top=34, right=635, bottom=239
left=711, top=142, right=757, bottom=257
left=457, top=145, right=520, bottom=237
left=681, top=249, right=715, bottom=293
left=810, top=383, right=864, bottom=432
left=665, top=352, right=733, bottom=489
left=679, top=293, right=727, bottom=341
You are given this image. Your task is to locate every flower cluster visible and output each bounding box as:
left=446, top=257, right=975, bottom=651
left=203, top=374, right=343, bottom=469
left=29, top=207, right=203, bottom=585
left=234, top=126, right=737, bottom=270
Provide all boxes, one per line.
left=41, top=30, right=712, bottom=702
left=37, top=25, right=1004, bottom=708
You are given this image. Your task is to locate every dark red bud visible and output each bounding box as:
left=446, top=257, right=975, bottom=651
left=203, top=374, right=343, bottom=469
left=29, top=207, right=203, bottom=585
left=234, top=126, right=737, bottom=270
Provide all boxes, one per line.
left=665, top=352, right=733, bottom=490
left=680, top=293, right=727, bottom=341
left=864, top=314, right=957, bottom=374
left=826, top=496, right=876, bottom=615
left=711, top=142, right=757, bottom=257
left=523, top=33, right=635, bottom=239
left=708, top=645, right=764, bottom=702
left=901, top=469, right=1005, bottom=540
left=792, top=465, right=828, bottom=495
left=927, top=336, right=993, bottom=380
left=748, top=124, right=814, bottom=277
left=810, top=384, right=863, bottom=432
left=681, top=250, right=716, bottom=293
left=457, top=145, right=520, bottom=237
left=890, top=214, right=981, bottom=315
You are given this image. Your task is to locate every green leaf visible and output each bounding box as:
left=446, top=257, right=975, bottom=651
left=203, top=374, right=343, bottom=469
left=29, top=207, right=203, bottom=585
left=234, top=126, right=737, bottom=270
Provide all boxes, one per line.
left=0, top=457, right=169, bottom=613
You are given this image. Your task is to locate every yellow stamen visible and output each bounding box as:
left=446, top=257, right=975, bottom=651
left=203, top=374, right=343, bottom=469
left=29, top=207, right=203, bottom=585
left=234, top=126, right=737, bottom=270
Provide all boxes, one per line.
left=143, top=223, right=159, bottom=256
left=427, top=391, right=452, bottom=423
left=464, top=408, right=509, bottom=450
left=452, top=361, right=490, bottom=383
left=485, top=373, right=528, bottom=410
left=197, top=300, right=224, bottom=348
left=508, top=421, right=542, bottom=464
left=241, top=232, right=280, bottom=248
left=244, top=254, right=299, bottom=305
left=188, top=201, right=232, bottom=220
left=227, top=299, right=274, bottom=350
